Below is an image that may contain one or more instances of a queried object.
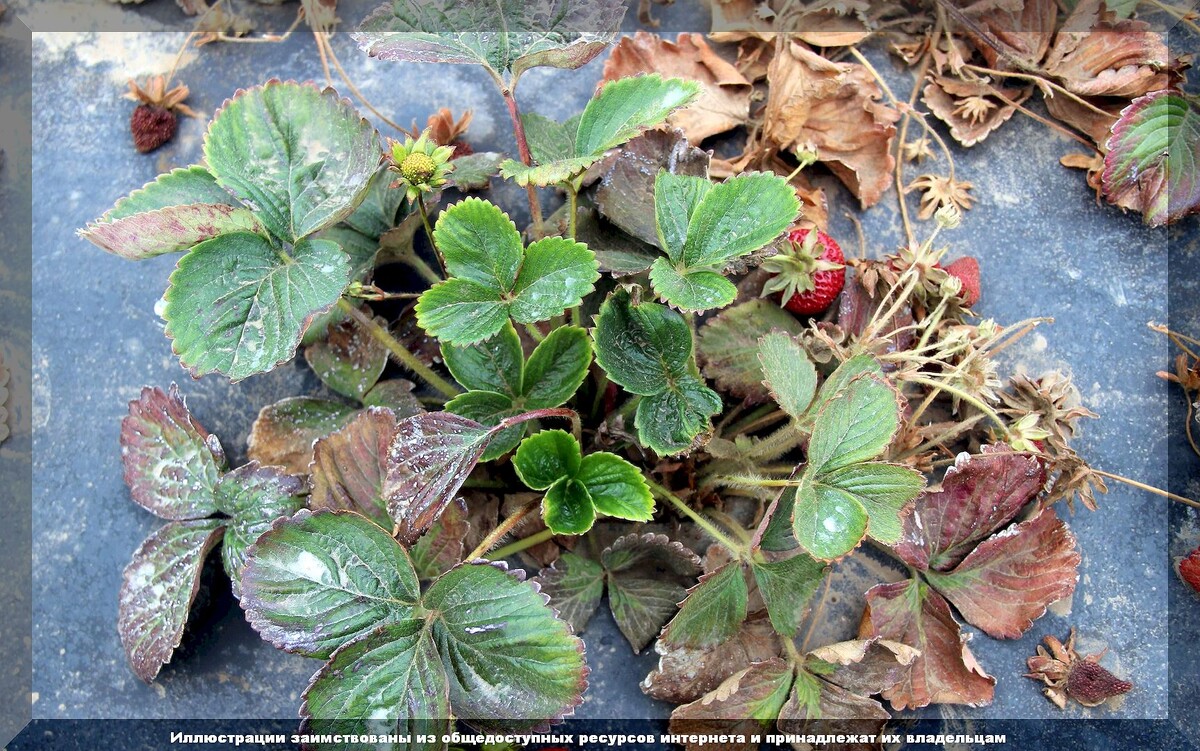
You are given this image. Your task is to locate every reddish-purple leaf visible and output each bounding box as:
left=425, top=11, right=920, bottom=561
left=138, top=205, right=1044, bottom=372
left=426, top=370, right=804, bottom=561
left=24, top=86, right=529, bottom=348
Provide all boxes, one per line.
left=309, top=407, right=399, bottom=529
left=893, top=446, right=1044, bottom=571
left=121, top=385, right=227, bottom=520
left=303, top=310, right=389, bottom=401
left=860, top=579, right=995, bottom=710
left=806, top=638, right=920, bottom=698
left=80, top=203, right=265, bottom=260
left=118, top=519, right=225, bottom=682
left=927, top=509, right=1080, bottom=639
left=383, top=412, right=500, bottom=545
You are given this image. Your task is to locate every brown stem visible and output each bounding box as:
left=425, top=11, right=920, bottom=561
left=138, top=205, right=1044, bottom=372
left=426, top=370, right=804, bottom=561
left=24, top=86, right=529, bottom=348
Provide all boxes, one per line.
left=1092, top=469, right=1200, bottom=510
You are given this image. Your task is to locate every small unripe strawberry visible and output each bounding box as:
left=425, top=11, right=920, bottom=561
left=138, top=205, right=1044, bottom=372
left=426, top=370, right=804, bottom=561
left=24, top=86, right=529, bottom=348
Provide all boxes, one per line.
left=943, top=256, right=981, bottom=307
left=130, top=104, right=177, bottom=153
left=761, top=228, right=846, bottom=316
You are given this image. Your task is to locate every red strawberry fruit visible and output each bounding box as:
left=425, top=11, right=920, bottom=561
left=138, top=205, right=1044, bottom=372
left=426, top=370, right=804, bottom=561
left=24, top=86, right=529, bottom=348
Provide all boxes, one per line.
left=761, top=228, right=846, bottom=315
left=943, top=256, right=981, bottom=307
left=1179, top=545, right=1200, bottom=595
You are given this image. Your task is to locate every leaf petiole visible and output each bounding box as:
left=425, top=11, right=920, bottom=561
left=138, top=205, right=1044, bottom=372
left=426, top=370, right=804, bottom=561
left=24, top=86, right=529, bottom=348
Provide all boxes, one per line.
left=648, top=479, right=746, bottom=557
left=486, top=527, right=556, bottom=560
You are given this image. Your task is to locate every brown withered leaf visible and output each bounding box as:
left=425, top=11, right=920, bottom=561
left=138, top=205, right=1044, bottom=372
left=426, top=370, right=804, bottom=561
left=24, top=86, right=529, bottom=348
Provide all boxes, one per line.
left=1044, top=93, right=1122, bottom=148
left=303, top=308, right=388, bottom=402
left=1043, top=0, right=1171, bottom=98
left=860, top=579, right=996, bottom=710
left=922, top=75, right=1031, bottom=147
left=587, top=128, right=709, bottom=247
left=602, top=32, right=752, bottom=144
left=409, top=498, right=469, bottom=580
left=668, top=658, right=793, bottom=751
left=246, top=397, right=356, bottom=476
left=642, top=613, right=782, bottom=704
left=309, top=406, right=398, bottom=529
left=962, top=0, right=1057, bottom=71
left=763, top=40, right=899, bottom=208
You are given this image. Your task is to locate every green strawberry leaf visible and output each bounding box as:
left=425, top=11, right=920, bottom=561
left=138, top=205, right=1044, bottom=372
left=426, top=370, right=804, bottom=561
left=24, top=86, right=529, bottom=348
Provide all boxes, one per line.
left=593, top=291, right=721, bottom=455
left=818, top=462, right=924, bottom=546
left=648, top=170, right=799, bottom=311
left=750, top=553, right=827, bottom=638
left=501, top=75, right=702, bottom=188
left=203, top=81, right=380, bottom=243
left=309, top=407, right=399, bottom=529
left=213, top=463, right=307, bottom=598
left=246, top=513, right=587, bottom=730
left=1103, top=90, right=1200, bottom=227
left=118, top=519, right=225, bottom=682
left=757, top=331, right=818, bottom=421
left=544, top=478, right=596, bottom=534
left=80, top=166, right=256, bottom=260
left=522, top=325, right=593, bottom=408
left=247, top=396, right=358, bottom=476
left=697, top=299, right=806, bottom=403
left=648, top=259, right=737, bottom=313
left=805, top=373, right=902, bottom=473
left=513, top=429, right=582, bottom=490
left=513, top=430, right=653, bottom=534
left=660, top=562, right=748, bottom=649
left=447, top=152, right=504, bottom=192
left=577, top=452, right=653, bottom=521
left=353, top=0, right=623, bottom=82
left=791, top=477, right=871, bottom=561
left=304, top=308, right=389, bottom=401
left=120, top=385, right=227, bottom=521
left=422, top=561, right=587, bottom=729
left=342, top=166, right=409, bottom=239
left=523, top=112, right=580, bottom=165
left=417, top=199, right=598, bottom=345
left=240, top=510, right=421, bottom=658
left=442, top=322, right=525, bottom=396
left=163, top=233, right=352, bottom=382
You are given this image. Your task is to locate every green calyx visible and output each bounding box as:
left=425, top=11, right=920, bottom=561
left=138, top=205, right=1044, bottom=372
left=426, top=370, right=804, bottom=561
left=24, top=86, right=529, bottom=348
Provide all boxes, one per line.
left=760, top=230, right=842, bottom=302
left=388, top=129, right=455, bottom=200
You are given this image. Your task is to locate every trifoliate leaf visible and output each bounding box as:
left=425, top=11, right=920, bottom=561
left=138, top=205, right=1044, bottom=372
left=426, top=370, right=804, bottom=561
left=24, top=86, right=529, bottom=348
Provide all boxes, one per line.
left=80, top=166, right=257, bottom=260
left=501, top=75, right=703, bottom=188
left=861, top=579, right=995, bottom=710
left=304, top=308, right=389, bottom=401
left=383, top=412, right=505, bottom=544
left=417, top=199, right=598, bottom=345
left=163, top=233, right=352, bottom=381
left=214, top=463, right=306, bottom=597
left=660, top=562, right=748, bottom=649
left=697, top=300, right=806, bottom=403
left=309, top=407, right=399, bottom=529
left=750, top=553, right=826, bottom=638
left=1103, top=90, right=1200, bottom=227
left=118, top=519, right=225, bottom=682
left=247, top=396, right=357, bottom=476
left=120, top=385, right=227, bottom=520
left=757, top=331, right=818, bottom=421
left=649, top=170, right=798, bottom=312
left=353, top=0, right=624, bottom=82
left=513, top=429, right=653, bottom=534
left=240, top=510, right=421, bottom=658
left=593, top=291, right=721, bottom=455
left=203, top=81, right=380, bottom=243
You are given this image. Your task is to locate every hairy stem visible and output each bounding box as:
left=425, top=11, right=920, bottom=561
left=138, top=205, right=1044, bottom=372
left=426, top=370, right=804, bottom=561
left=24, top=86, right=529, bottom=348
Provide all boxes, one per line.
left=648, top=479, right=746, bottom=556
left=468, top=500, right=539, bottom=560
left=336, top=299, right=460, bottom=399
left=903, top=375, right=1008, bottom=437
left=416, top=195, right=446, bottom=276
left=487, top=528, right=556, bottom=560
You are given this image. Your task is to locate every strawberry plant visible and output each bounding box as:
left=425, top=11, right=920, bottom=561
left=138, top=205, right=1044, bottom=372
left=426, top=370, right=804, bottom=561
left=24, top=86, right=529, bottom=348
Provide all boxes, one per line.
left=78, top=4, right=1198, bottom=745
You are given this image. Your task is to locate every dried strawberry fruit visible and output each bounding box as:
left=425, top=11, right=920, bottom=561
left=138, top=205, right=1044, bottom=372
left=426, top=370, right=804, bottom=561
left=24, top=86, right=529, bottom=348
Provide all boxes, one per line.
left=1066, top=659, right=1134, bottom=707
left=130, top=105, right=177, bottom=153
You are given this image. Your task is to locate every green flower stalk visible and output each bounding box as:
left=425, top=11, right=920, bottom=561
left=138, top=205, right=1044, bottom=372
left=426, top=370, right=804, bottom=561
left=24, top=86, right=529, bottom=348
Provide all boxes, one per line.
left=387, top=129, right=454, bottom=201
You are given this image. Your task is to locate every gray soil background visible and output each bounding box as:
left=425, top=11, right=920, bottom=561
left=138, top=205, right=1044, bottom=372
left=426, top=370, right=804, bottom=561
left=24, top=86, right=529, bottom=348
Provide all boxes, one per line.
left=18, top=0, right=1200, bottom=743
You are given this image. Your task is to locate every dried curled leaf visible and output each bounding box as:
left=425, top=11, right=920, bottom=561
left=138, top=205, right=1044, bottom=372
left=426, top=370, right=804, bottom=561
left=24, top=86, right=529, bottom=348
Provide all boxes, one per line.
left=1043, top=0, right=1171, bottom=98
left=246, top=397, right=356, bottom=476
left=762, top=40, right=899, bottom=208
left=642, top=614, right=782, bottom=704
left=922, top=76, right=1031, bottom=147
left=602, top=32, right=752, bottom=144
